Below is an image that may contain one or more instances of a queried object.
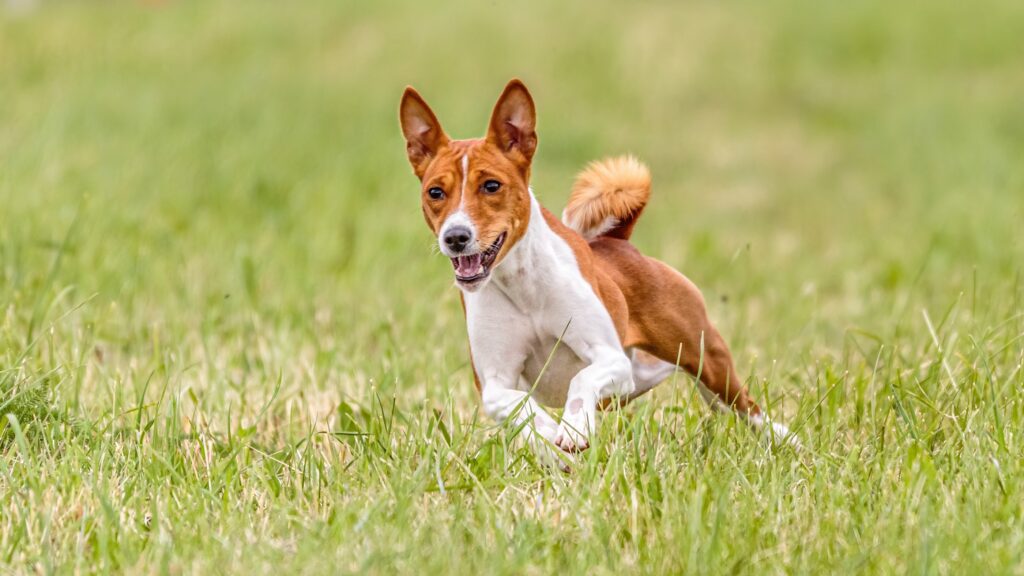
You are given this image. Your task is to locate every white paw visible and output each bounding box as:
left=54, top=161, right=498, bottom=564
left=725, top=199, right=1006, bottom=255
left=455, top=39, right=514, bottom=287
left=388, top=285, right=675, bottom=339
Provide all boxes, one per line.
left=554, top=407, right=594, bottom=453
left=764, top=418, right=802, bottom=450
left=554, top=427, right=589, bottom=453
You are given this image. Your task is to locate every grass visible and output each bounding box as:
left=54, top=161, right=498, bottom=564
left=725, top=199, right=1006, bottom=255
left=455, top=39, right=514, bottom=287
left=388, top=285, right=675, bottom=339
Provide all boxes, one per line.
left=1, top=0, right=1023, bottom=573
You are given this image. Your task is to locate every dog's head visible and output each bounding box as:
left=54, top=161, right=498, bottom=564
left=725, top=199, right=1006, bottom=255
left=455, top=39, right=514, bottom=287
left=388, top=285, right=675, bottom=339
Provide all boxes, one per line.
left=399, top=79, right=537, bottom=292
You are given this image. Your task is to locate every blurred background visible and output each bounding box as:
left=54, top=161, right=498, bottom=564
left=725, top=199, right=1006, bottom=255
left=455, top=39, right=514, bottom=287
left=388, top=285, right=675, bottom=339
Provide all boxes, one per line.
left=3, top=1, right=1024, bottom=572
left=2, top=0, right=1023, bottom=417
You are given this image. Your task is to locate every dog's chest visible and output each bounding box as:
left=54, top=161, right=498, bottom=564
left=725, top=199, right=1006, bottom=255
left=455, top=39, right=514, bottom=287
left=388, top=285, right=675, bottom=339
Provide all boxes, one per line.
left=464, top=278, right=596, bottom=407
left=462, top=197, right=624, bottom=407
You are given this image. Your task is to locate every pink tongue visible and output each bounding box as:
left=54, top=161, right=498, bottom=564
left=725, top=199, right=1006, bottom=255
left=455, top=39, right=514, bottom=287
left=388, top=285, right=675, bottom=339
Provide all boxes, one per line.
left=455, top=254, right=483, bottom=277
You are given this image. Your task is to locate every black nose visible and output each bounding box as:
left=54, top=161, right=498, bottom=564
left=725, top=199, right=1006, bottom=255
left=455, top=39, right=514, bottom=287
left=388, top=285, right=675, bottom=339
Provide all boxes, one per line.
left=443, top=226, right=473, bottom=253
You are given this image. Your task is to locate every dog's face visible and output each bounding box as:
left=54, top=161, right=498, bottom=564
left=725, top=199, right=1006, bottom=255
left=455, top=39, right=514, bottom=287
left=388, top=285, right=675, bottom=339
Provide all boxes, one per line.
left=399, top=80, right=537, bottom=292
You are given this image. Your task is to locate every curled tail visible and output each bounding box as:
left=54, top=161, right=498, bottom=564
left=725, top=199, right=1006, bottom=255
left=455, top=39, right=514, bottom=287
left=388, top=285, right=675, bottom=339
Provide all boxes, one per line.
left=562, top=155, right=651, bottom=241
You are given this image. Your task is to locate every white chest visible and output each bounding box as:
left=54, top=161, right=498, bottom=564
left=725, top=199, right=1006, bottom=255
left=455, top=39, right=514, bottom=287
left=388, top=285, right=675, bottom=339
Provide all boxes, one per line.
left=464, top=288, right=593, bottom=407
left=461, top=195, right=625, bottom=408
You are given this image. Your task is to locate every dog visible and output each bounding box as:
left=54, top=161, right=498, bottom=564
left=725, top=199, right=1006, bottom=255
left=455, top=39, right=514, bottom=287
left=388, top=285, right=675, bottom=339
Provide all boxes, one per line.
left=399, top=79, right=797, bottom=463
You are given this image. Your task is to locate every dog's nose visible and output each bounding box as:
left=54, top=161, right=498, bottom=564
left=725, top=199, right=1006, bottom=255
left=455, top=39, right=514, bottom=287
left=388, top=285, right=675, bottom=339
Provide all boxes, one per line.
left=443, top=226, right=473, bottom=253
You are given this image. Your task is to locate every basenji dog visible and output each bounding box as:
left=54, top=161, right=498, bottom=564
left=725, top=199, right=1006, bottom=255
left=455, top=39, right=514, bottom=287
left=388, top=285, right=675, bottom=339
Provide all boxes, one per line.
left=399, top=79, right=797, bottom=464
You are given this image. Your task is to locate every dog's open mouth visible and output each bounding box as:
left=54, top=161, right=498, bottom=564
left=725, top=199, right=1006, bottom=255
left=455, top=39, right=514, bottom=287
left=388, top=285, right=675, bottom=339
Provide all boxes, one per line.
left=451, top=232, right=507, bottom=285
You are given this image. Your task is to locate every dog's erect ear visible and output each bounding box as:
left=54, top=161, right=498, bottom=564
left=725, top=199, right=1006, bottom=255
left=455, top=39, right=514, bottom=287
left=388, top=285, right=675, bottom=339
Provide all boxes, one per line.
left=400, top=87, right=450, bottom=179
left=486, top=79, right=537, bottom=164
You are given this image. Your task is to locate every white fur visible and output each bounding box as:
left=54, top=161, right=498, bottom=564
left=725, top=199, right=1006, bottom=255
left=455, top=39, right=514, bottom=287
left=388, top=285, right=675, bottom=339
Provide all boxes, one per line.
left=458, top=192, right=799, bottom=459
left=438, top=211, right=477, bottom=257
left=459, top=153, right=470, bottom=199
left=632, top=354, right=802, bottom=449
left=628, top=349, right=678, bottom=398
left=563, top=213, right=618, bottom=241
left=462, top=192, right=634, bottom=453
left=748, top=412, right=802, bottom=449
left=437, top=154, right=478, bottom=258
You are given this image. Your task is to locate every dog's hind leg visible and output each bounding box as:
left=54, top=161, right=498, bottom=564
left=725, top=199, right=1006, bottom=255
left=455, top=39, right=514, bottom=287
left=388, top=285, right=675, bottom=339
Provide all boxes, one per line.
left=617, top=346, right=799, bottom=448
left=598, top=349, right=675, bottom=410
left=636, top=264, right=800, bottom=448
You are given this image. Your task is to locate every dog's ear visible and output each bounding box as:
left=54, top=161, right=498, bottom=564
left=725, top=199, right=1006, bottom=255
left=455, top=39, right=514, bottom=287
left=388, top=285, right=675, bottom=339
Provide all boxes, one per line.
left=400, top=87, right=450, bottom=179
left=486, top=79, right=537, bottom=165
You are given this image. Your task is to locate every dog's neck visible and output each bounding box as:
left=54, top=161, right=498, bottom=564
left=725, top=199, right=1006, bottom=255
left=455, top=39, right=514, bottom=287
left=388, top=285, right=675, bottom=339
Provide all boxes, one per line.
left=481, top=191, right=567, bottom=310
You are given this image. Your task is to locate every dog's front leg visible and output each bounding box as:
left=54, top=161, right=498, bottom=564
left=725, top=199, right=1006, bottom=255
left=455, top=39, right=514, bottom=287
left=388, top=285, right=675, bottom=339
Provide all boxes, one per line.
left=555, top=346, right=634, bottom=452
left=479, top=375, right=564, bottom=467
left=466, top=292, right=568, bottom=465
left=481, top=385, right=559, bottom=443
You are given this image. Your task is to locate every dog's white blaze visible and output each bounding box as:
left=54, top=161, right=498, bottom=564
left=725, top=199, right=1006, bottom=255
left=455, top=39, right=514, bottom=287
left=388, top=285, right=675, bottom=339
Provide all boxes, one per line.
left=460, top=153, right=469, bottom=201
left=437, top=153, right=477, bottom=257
left=462, top=192, right=634, bottom=451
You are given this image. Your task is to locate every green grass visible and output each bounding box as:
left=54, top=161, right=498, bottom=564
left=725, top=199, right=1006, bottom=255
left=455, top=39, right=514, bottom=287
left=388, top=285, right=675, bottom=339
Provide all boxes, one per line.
left=2, top=0, right=1024, bottom=573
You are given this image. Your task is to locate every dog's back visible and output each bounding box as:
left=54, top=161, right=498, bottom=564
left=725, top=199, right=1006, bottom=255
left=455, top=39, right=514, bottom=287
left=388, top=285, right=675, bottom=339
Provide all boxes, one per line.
left=560, top=157, right=764, bottom=415
left=400, top=80, right=798, bottom=455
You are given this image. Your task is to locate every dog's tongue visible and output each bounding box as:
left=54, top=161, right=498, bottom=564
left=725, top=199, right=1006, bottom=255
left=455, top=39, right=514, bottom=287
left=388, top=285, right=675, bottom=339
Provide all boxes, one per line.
left=454, top=254, right=483, bottom=278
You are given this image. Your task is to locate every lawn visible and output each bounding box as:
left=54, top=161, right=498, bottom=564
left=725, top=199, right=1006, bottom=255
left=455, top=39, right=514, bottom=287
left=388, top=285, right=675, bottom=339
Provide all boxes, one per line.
left=2, top=0, right=1023, bottom=574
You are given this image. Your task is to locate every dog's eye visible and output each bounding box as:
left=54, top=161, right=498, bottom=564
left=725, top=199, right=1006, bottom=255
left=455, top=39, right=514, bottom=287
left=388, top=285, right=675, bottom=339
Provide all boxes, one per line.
left=427, top=187, right=445, bottom=200
left=482, top=180, right=502, bottom=194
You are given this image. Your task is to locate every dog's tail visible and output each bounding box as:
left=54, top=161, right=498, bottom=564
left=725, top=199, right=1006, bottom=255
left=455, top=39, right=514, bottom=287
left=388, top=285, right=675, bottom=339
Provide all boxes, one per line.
left=562, top=155, right=651, bottom=241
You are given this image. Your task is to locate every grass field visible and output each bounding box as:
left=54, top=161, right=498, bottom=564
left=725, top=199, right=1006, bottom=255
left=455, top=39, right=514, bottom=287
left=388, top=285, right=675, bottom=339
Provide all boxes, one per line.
left=2, top=0, right=1024, bottom=574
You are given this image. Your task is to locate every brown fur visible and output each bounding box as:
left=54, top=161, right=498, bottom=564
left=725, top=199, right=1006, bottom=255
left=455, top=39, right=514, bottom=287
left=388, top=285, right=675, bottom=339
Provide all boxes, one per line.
left=591, top=239, right=758, bottom=413
left=544, top=208, right=758, bottom=414
left=400, top=83, right=536, bottom=273
left=564, top=156, right=651, bottom=241
left=400, top=79, right=760, bottom=418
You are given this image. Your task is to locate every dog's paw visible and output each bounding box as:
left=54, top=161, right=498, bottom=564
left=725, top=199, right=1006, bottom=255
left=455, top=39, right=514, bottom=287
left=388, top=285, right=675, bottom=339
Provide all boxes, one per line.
left=765, top=419, right=802, bottom=451
left=749, top=413, right=802, bottom=451
left=523, top=433, right=575, bottom=472
left=554, top=396, right=597, bottom=453
left=554, top=418, right=592, bottom=453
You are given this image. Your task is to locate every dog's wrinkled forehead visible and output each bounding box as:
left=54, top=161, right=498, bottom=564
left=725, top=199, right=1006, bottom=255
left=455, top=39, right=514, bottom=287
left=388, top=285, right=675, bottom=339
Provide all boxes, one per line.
left=422, top=139, right=520, bottom=184
left=419, top=139, right=528, bottom=232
